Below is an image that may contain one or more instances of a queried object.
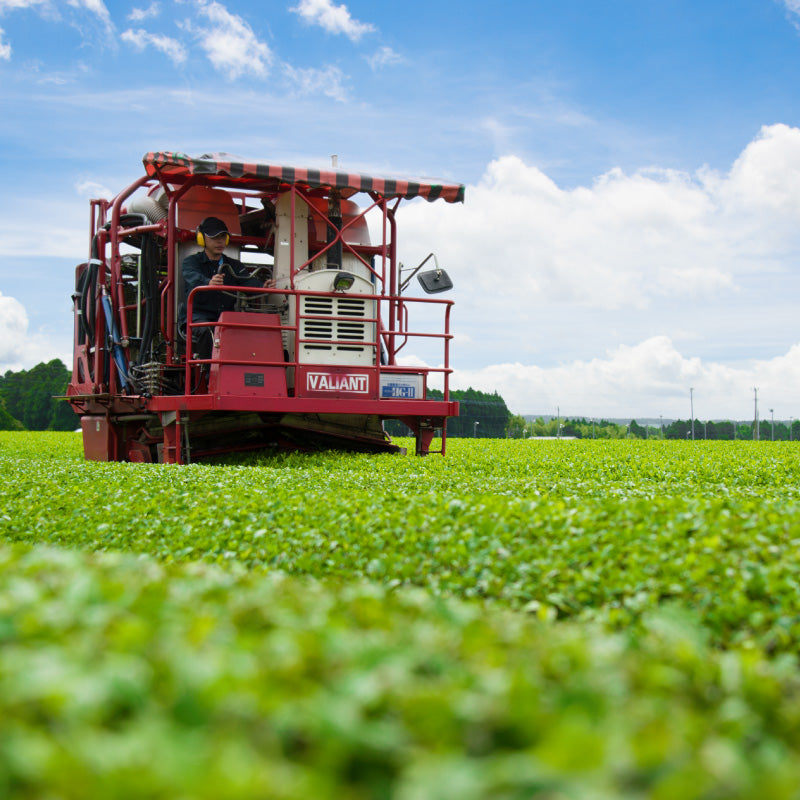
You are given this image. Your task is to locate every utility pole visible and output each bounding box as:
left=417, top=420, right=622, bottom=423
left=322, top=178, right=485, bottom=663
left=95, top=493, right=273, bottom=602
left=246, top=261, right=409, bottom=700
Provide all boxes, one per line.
left=690, top=388, right=695, bottom=441
left=754, top=388, right=759, bottom=441
left=770, top=409, right=774, bottom=441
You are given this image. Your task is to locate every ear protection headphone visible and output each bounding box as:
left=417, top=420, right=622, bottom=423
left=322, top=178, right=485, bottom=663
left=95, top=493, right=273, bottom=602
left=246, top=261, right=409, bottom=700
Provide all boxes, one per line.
left=196, top=229, right=230, bottom=247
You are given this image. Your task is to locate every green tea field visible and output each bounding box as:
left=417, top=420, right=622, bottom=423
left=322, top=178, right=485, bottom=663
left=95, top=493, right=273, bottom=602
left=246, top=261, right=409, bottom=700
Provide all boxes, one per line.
left=2, top=432, right=800, bottom=798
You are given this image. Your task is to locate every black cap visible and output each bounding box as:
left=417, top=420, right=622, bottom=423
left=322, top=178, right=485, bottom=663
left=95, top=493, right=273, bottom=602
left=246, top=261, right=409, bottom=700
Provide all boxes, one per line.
left=198, top=216, right=229, bottom=237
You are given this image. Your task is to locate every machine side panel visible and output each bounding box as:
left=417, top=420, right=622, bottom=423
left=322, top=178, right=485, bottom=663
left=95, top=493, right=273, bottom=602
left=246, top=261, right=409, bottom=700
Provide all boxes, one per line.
left=208, top=312, right=288, bottom=399
left=80, top=415, right=116, bottom=461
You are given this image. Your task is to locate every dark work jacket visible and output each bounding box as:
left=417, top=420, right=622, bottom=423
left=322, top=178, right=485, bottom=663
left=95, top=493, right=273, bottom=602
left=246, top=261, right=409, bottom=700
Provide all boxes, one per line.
left=182, top=250, right=260, bottom=321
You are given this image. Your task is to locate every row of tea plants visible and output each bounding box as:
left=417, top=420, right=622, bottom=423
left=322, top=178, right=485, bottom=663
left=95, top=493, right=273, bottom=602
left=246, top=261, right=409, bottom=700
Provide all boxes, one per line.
left=2, top=432, right=799, bottom=797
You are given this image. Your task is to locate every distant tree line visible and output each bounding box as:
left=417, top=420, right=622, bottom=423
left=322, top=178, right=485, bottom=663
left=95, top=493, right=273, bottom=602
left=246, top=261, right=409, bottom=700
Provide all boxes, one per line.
left=659, top=418, right=800, bottom=441
left=504, top=417, right=800, bottom=440
left=507, top=416, right=634, bottom=439
left=0, top=359, right=77, bottom=431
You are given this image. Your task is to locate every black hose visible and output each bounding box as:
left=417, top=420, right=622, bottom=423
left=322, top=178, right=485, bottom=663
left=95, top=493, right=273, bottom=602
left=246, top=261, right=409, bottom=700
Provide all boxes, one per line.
left=137, top=233, right=159, bottom=366
left=74, top=266, right=89, bottom=343
left=146, top=236, right=160, bottom=357
left=79, top=260, right=98, bottom=347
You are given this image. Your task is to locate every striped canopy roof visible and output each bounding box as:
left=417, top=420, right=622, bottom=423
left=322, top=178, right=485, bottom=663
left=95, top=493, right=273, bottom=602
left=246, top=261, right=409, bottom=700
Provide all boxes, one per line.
left=143, top=151, right=465, bottom=204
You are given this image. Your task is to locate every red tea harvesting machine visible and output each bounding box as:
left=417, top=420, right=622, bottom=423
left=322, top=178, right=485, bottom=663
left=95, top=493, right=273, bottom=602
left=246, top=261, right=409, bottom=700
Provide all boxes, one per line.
left=67, top=152, right=463, bottom=463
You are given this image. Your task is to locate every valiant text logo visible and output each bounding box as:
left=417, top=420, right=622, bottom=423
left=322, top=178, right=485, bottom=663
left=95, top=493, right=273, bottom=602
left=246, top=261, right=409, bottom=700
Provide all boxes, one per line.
left=306, top=372, right=369, bottom=393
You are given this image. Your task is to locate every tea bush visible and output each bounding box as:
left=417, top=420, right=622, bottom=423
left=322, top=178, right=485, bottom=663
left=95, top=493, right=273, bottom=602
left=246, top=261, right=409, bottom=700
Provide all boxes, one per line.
left=3, top=433, right=800, bottom=798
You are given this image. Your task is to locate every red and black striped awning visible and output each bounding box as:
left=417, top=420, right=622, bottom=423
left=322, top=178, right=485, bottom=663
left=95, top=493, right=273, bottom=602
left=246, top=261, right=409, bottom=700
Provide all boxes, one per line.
left=143, top=151, right=465, bottom=204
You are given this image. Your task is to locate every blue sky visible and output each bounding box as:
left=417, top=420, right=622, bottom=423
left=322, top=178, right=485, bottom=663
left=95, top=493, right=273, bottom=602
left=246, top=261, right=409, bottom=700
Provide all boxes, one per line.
left=2, top=0, right=800, bottom=419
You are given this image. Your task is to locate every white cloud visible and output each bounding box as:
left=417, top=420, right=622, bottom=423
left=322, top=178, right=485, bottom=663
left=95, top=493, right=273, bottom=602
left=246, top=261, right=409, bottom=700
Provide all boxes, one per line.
left=22, top=59, right=91, bottom=84
left=121, top=27, right=187, bottom=64
left=2, top=0, right=112, bottom=30
left=707, top=123, right=800, bottom=232
left=193, top=0, right=272, bottom=79
left=128, top=2, right=159, bottom=21
left=781, top=1, right=800, bottom=32
left=450, top=336, right=800, bottom=420
left=366, top=45, right=402, bottom=70
left=0, top=0, right=56, bottom=55
left=67, top=0, right=113, bottom=36
left=282, top=63, right=348, bottom=101
left=35, top=71, right=68, bottom=84
left=0, top=0, right=53, bottom=11
left=75, top=179, right=113, bottom=199
left=290, top=0, right=375, bottom=42
left=0, top=191, right=89, bottom=257
left=383, top=123, right=800, bottom=415
left=0, top=293, right=67, bottom=372
left=397, top=123, right=800, bottom=315
left=0, top=294, right=29, bottom=365
left=1, top=0, right=115, bottom=43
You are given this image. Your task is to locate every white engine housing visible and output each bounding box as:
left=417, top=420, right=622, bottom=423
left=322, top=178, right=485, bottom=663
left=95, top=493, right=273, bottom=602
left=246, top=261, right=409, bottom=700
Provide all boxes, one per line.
left=273, top=191, right=376, bottom=369
left=285, top=270, right=376, bottom=366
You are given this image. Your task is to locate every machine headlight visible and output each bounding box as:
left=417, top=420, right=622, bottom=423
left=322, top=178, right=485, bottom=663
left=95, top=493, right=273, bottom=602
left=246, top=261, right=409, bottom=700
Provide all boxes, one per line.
left=331, top=271, right=356, bottom=292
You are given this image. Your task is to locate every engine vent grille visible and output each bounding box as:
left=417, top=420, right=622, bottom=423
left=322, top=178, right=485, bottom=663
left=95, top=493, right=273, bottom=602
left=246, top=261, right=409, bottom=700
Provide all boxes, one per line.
left=299, top=295, right=374, bottom=363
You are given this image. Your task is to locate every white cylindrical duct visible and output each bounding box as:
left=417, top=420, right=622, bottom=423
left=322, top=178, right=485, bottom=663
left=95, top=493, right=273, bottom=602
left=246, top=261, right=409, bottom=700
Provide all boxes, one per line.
left=129, top=194, right=168, bottom=223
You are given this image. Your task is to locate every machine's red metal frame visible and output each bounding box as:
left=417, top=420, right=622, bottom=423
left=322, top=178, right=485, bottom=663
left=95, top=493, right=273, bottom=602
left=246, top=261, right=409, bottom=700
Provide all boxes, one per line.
left=67, top=152, right=462, bottom=462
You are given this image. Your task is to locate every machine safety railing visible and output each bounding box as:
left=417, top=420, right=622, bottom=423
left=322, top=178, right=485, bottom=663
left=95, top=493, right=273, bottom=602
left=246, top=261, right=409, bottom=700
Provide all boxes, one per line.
left=184, top=283, right=455, bottom=400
